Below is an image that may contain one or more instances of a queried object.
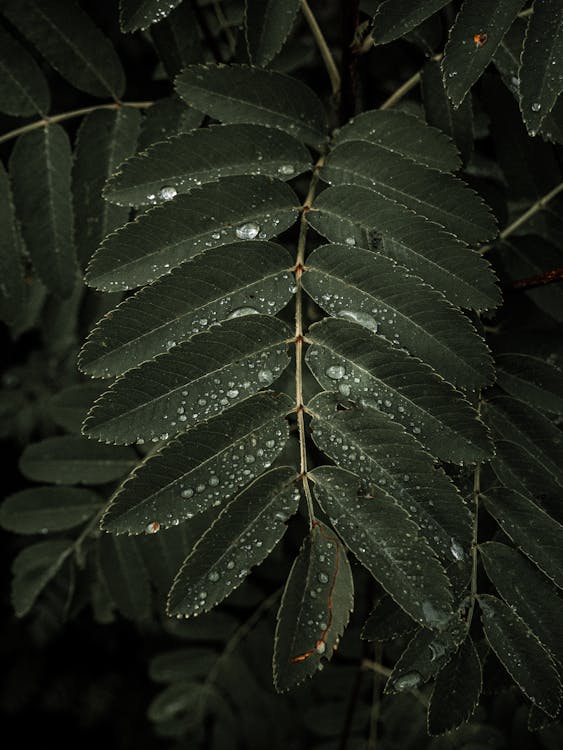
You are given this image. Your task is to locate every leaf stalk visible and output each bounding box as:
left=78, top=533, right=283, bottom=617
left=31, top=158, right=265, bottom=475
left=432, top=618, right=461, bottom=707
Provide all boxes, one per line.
left=302, top=0, right=341, bottom=96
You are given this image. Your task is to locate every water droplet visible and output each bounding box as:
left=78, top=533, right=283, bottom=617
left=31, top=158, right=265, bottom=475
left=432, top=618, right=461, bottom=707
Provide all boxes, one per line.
left=429, top=641, right=446, bottom=662
left=277, top=164, right=295, bottom=175
left=258, top=369, right=273, bottom=384
left=182, top=488, right=194, bottom=498
left=531, top=102, right=541, bottom=112
left=236, top=222, right=260, bottom=240
left=159, top=185, right=177, bottom=201
left=450, top=538, right=465, bottom=561
left=208, top=571, right=220, bottom=582
left=226, top=561, right=235, bottom=570
left=344, top=237, right=356, bottom=246
left=337, top=309, right=378, bottom=332
left=338, top=383, right=351, bottom=397
left=226, top=389, right=239, bottom=398
left=265, top=439, right=275, bottom=448
left=393, top=671, right=422, bottom=691
left=145, top=521, right=160, bottom=534
left=315, top=640, right=326, bottom=655
left=422, top=601, right=449, bottom=628
left=317, top=572, right=329, bottom=584
left=227, top=306, right=260, bottom=319
left=209, top=476, right=220, bottom=487
left=326, top=365, right=345, bottom=380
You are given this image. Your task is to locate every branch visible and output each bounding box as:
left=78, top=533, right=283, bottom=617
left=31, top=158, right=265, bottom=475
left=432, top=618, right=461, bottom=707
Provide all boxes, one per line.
left=379, top=53, right=442, bottom=110
left=302, top=0, right=341, bottom=96
left=499, top=181, right=563, bottom=240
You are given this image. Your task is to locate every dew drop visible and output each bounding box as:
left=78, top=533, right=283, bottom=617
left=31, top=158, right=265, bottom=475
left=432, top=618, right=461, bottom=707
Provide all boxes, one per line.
left=145, top=521, right=160, bottom=534
left=317, top=572, right=329, bottom=584
left=277, top=164, right=295, bottom=175
left=326, top=364, right=345, bottom=380
left=450, top=538, right=465, bottom=561
left=265, top=439, right=275, bottom=448
left=227, top=306, right=260, bottom=319
left=531, top=102, right=541, bottom=112
left=226, top=389, right=239, bottom=398
left=208, top=571, right=220, bottom=582
left=227, top=561, right=235, bottom=570
left=315, top=640, right=326, bottom=655
left=344, top=237, right=356, bottom=246
left=181, top=488, right=194, bottom=498
left=338, top=383, right=351, bottom=397
left=209, top=476, right=220, bottom=487
left=337, top=309, right=378, bottom=332
left=393, top=671, right=422, bottom=691
left=258, top=368, right=273, bottom=384
left=236, top=222, right=260, bottom=240
left=159, top=185, right=177, bottom=201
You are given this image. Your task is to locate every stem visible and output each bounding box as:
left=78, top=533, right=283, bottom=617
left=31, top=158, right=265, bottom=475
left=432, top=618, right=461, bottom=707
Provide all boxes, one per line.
left=367, top=643, right=383, bottom=750
left=362, top=659, right=392, bottom=677
left=0, top=101, right=154, bottom=146
left=499, top=181, right=563, bottom=240
left=379, top=53, right=442, bottom=110
left=518, top=7, right=534, bottom=18
left=302, top=0, right=341, bottom=96
left=465, top=402, right=481, bottom=631
left=339, top=0, right=360, bottom=124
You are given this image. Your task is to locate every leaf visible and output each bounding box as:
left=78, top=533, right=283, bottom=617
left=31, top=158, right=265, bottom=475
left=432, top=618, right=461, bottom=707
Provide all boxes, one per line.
left=361, top=595, right=417, bottom=641
left=244, top=0, right=301, bottom=67
left=309, top=392, right=473, bottom=562
left=85, top=175, right=299, bottom=291
left=48, top=382, right=108, bottom=434
left=308, top=185, right=500, bottom=311
left=167, top=467, right=299, bottom=617
left=334, top=109, right=461, bottom=172
left=150, top=2, right=202, bottom=78
left=0, top=22, right=50, bottom=116
left=273, top=520, right=354, bottom=691
left=104, top=124, right=311, bottom=207
left=150, top=648, right=217, bottom=683
left=482, top=489, right=563, bottom=588
left=311, top=466, right=454, bottom=630
left=98, top=533, right=151, bottom=619
left=422, top=59, right=474, bottom=165
left=495, top=353, right=563, bottom=414
left=428, top=636, right=482, bottom=734
left=479, top=542, right=563, bottom=668
left=137, top=96, right=203, bottom=152
left=303, top=243, right=493, bottom=389
left=9, top=124, right=77, bottom=298
left=11, top=539, right=73, bottom=617
left=371, top=0, right=451, bottom=45
left=175, top=64, right=328, bottom=148
left=80, top=241, right=294, bottom=378
left=83, top=315, right=291, bottom=445
left=322, top=141, right=497, bottom=244
left=101, top=392, right=292, bottom=534
left=519, top=0, right=563, bottom=134
left=305, top=318, right=491, bottom=464
left=0, top=487, right=102, bottom=534
left=478, top=594, right=561, bottom=717
left=19, top=436, right=137, bottom=485
left=73, top=108, right=141, bottom=267
left=120, top=0, right=183, bottom=32
left=0, top=162, right=26, bottom=325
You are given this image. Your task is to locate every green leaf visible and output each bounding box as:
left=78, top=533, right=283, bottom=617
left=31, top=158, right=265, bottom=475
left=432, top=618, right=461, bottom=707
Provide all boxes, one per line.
left=305, top=318, right=491, bottom=464
left=428, top=636, right=482, bottom=734
left=101, top=392, right=292, bottom=535
left=11, top=539, right=73, bottom=617
left=98, top=534, right=151, bottom=619
left=150, top=2, right=202, bottom=78
left=495, top=353, right=563, bottom=414
left=2, top=0, right=125, bottom=99
left=0, top=487, right=102, bottom=534
left=308, top=185, right=500, bottom=311
left=105, top=124, right=310, bottom=207
left=311, top=466, right=454, bottom=630
left=371, top=0, right=451, bottom=45
left=442, top=0, right=527, bottom=108
left=73, top=108, right=141, bottom=267
left=422, top=59, right=474, bottom=165
left=0, top=22, right=50, bottom=116
left=309, top=392, right=473, bottom=562
left=48, top=382, right=108, bottom=434
left=479, top=542, right=563, bottom=668
left=175, top=64, right=328, bottom=147
left=85, top=175, right=299, bottom=291
left=322, top=141, right=497, bottom=244
left=478, top=594, right=560, bottom=717
left=303, top=243, right=493, bottom=389
left=273, top=520, right=354, bottom=691
left=482, top=489, right=563, bottom=588
left=83, top=315, right=292, bottom=445
left=334, top=109, right=461, bottom=172
left=120, top=0, right=183, bottom=32
left=519, top=0, right=563, bottom=134
left=19, top=436, right=137, bottom=485
left=80, top=241, right=294, bottom=378
left=167, top=467, right=299, bottom=617
left=244, top=0, right=300, bottom=67
left=150, top=648, right=217, bottom=683
left=0, top=162, right=26, bottom=325
left=361, top=595, right=417, bottom=641
left=10, top=124, right=77, bottom=298
left=137, top=96, right=203, bottom=152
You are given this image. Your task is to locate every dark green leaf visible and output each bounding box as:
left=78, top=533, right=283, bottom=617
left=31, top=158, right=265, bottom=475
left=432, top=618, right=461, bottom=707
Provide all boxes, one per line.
left=303, top=243, right=494, bottom=389
left=150, top=2, right=202, bottom=77
left=322, top=141, right=497, bottom=244
left=176, top=64, right=328, bottom=147
left=361, top=595, right=417, bottom=641
left=73, top=108, right=141, bottom=267
left=167, top=467, right=299, bottom=617
left=245, top=0, right=300, bottom=67
left=273, top=519, right=354, bottom=691
left=105, top=124, right=310, bottom=207
left=137, top=96, right=204, bottom=152
left=120, top=0, right=183, bottom=32
left=482, top=488, right=563, bottom=588
left=309, top=392, right=473, bottom=562
left=83, top=315, right=292, bottom=445
left=85, top=175, right=299, bottom=291
left=10, top=124, right=77, bottom=298
left=371, top=0, right=450, bottom=45
left=98, top=533, right=151, bottom=619
left=478, top=594, right=560, bottom=717
left=48, top=382, right=108, bottom=434
left=0, top=162, right=26, bottom=325
left=519, top=0, right=563, bottom=134
left=101, top=392, right=292, bottom=534
left=11, top=539, right=73, bottom=617
left=479, top=542, right=563, bottom=668
left=311, top=466, right=453, bottom=630
left=0, top=22, right=49, bottom=116
left=80, top=241, right=294, bottom=378
left=0, top=487, right=102, bottom=534
left=19, top=436, right=137, bottom=485
left=308, top=185, right=500, bottom=311
left=428, top=636, right=482, bottom=734
left=2, top=0, right=125, bottom=99
left=305, top=318, right=492, bottom=464
left=495, top=353, right=563, bottom=414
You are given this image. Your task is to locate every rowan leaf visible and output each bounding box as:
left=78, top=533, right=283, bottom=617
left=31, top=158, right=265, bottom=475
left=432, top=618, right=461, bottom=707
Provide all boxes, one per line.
left=0, top=22, right=50, bottom=116
left=245, top=0, right=301, bottom=67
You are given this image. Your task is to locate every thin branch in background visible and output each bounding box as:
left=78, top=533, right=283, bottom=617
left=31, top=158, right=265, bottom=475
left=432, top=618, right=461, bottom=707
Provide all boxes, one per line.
left=301, top=0, right=341, bottom=96
left=512, top=267, right=563, bottom=290
left=339, top=0, right=360, bottom=124
left=499, top=181, right=563, bottom=240
left=379, top=53, right=443, bottom=110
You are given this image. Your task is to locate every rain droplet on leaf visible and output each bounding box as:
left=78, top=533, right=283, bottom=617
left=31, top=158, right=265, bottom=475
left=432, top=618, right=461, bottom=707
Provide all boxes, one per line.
left=159, top=186, right=177, bottom=201
left=326, top=365, right=346, bottom=380
left=236, top=222, right=260, bottom=240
